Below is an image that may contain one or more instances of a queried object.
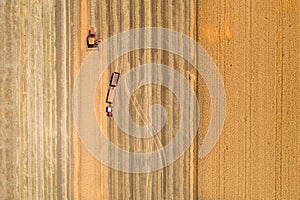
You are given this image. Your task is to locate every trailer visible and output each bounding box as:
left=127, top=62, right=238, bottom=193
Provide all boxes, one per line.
left=109, top=72, right=120, bottom=87
left=106, top=88, right=116, bottom=104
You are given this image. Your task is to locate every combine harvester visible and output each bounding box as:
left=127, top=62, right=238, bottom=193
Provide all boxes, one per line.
left=87, top=27, right=101, bottom=50
left=106, top=72, right=120, bottom=117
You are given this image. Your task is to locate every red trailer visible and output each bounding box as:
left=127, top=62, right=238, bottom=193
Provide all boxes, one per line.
left=106, top=88, right=116, bottom=104
left=109, top=72, right=121, bottom=87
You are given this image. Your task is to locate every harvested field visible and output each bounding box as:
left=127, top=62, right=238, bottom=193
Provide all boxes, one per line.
left=0, top=0, right=299, bottom=199
left=71, top=0, right=300, bottom=199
